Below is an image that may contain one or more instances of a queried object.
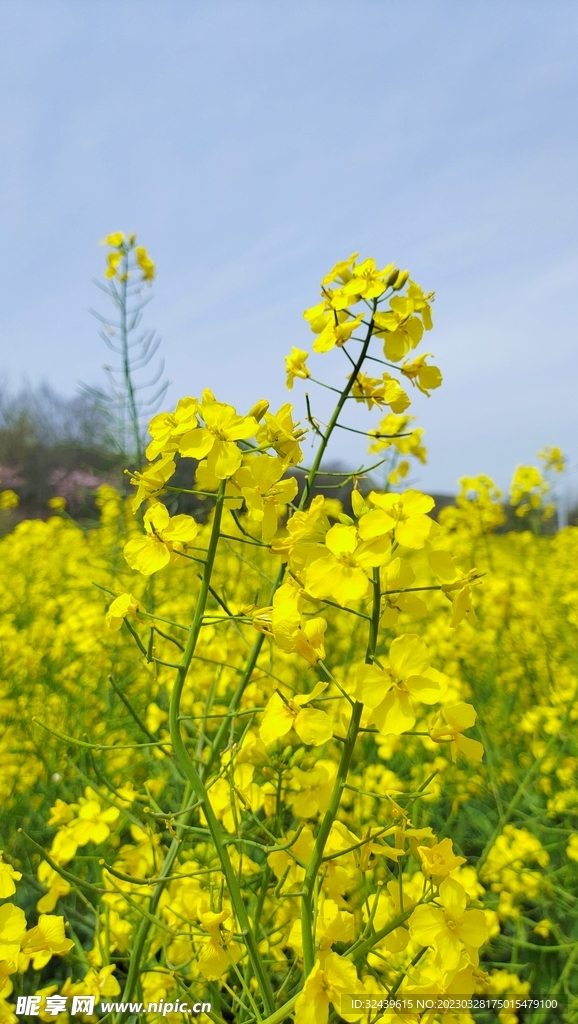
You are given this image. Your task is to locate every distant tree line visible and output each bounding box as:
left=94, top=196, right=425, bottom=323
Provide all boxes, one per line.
left=0, top=382, right=573, bottom=533
left=0, top=382, right=126, bottom=525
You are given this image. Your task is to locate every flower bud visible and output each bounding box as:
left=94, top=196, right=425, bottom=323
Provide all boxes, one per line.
left=392, top=269, right=409, bottom=290
left=105, top=231, right=124, bottom=248
left=351, top=490, right=367, bottom=519
left=248, top=399, right=270, bottom=421
left=290, top=748, right=305, bottom=767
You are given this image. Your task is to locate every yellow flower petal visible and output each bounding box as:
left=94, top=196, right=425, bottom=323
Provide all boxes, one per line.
left=295, top=707, right=333, bottom=746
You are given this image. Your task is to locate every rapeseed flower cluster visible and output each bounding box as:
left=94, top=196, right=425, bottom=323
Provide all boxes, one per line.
left=0, top=252, right=576, bottom=1023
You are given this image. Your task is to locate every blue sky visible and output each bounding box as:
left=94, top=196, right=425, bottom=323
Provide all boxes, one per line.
left=1, top=0, right=577, bottom=494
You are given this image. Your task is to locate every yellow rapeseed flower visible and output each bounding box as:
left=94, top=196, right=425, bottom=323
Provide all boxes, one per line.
left=135, top=245, right=155, bottom=282
left=313, top=313, right=364, bottom=353
left=429, top=703, right=484, bottom=763
left=409, top=877, right=488, bottom=970
left=285, top=348, right=311, bottom=389
left=304, top=522, right=391, bottom=605
left=352, top=634, right=446, bottom=735
left=350, top=372, right=410, bottom=413
left=124, top=502, right=198, bottom=575
left=417, top=838, right=467, bottom=880
left=234, top=455, right=298, bottom=542
left=402, top=353, right=443, bottom=395
left=21, top=916, right=74, bottom=969
left=256, top=403, right=307, bottom=465
left=0, top=904, right=26, bottom=966
left=178, top=397, right=258, bottom=479
left=294, top=953, right=360, bottom=1024
left=0, top=856, right=21, bottom=900
left=105, top=593, right=141, bottom=631
left=358, top=489, right=435, bottom=549
left=260, top=681, right=332, bottom=747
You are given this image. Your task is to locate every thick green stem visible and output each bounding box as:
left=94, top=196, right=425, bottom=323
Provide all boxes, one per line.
left=167, top=480, right=275, bottom=1015
left=300, top=700, right=364, bottom=973
left=298, top=318, right=379, bottom=974
left=119, top=483, right=272, bottom=1017
left=301, top=566, right=381, bottom=973
left=347, top=907, right=416, bottom=963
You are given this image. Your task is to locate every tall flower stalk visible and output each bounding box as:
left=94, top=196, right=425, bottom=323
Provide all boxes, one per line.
left=72, top=254, right=491, bottom=1022
left=84, top=233, right=168, bottom=466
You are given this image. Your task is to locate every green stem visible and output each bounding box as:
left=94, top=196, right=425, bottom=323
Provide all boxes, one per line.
left=206, top=308, right=377, bottom=773
left=347, top=905, right=427, bottom=963
left=116, top=483, right=268, bottom=1019
left=477, top=693, right=576, bottom=872
left=302, top=306, right=376, bottom=504
left=204, top=568, right=284, bottom=775
left=120, top=253, right=143, bottom=466
left=19, top=830, right=104, bottom=897
left=260, top=995, right=298, bottom=1024
left=301, top=700, right=364, bottom=973
left=116, top=784, right=194, bottom=1024
left=301, top=566, right=380, bottom=974
left=387, top=946, right=428, bottom=997
left=167, top=480, right=275, bottom=1015
left=107, top=674, right=157, bottom=744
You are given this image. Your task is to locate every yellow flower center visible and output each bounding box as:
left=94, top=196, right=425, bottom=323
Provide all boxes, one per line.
left=337, top=553, right=356, bottom=568
left=389, top=502, right=407, bottom=523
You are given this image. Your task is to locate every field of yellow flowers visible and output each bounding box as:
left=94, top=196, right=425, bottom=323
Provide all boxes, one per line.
left=0, top=241, right=577, bottom=1024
